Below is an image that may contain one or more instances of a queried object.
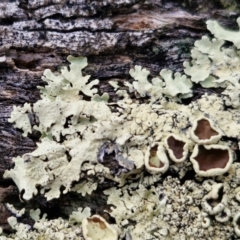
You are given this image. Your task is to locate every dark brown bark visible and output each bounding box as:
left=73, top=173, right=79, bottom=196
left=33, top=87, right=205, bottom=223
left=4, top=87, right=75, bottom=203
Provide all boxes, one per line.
left=0, top=0, right=239, bottom=234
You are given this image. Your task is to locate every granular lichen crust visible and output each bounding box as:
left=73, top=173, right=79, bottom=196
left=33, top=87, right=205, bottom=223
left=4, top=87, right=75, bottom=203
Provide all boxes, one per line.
left=3, top=17, right=240, bottom=240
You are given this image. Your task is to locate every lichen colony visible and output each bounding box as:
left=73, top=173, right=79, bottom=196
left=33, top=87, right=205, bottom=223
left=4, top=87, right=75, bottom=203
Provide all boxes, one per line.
left=2, top=18, right=240, bottom=240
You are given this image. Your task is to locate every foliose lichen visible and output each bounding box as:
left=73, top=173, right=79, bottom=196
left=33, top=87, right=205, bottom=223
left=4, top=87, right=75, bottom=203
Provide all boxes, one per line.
left=3, top=17, right=240, bottom=239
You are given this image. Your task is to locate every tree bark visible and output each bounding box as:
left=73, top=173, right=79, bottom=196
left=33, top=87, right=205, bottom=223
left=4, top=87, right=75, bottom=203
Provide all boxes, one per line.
left=0, top=0, right=239, bottom=235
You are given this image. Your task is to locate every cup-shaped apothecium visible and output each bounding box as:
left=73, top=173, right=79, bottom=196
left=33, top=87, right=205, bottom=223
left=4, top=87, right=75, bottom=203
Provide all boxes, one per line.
left=201, top=183, right=227, bottom=215
left=145, top=143, right=169, bottom=174
left=233, top=213, right=240, bottom=237
left=191, top=117, right=222, bottom=144
left=82, top=215, right=118, bottom=240
left=164, top=134, right=189, bottom=163
left=190, top=144, right=233, bottom=177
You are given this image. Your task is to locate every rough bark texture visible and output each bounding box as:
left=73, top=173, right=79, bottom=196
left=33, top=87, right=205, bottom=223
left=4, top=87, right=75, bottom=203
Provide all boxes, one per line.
left=0, top=0, right=240, bottom=234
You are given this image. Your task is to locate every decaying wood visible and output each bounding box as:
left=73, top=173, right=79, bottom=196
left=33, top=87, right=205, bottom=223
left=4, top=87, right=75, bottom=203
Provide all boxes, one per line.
left=0, top=0, right=239, bottom=233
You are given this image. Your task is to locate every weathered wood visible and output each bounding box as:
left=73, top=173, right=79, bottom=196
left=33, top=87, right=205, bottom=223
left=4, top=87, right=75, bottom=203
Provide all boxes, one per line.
left=0, top=0, right=240, bottom=235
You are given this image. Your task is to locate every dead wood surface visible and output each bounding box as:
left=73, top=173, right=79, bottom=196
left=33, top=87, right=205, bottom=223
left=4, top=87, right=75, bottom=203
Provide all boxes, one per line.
left=0, top=0, right=239, bottom=233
